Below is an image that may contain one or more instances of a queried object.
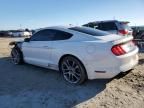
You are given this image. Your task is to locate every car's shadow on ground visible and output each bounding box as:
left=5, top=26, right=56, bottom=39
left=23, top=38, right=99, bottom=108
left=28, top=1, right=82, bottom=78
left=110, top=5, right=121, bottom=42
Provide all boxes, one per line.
left=112, top=57, right=144, bottom=80
left=0, top=57, right=110, bottom=108
left=139, top=52, right=144, bottom=65
left=139, top=58, right=144, bottom=65
left=113, top=70, right=131, bottom=79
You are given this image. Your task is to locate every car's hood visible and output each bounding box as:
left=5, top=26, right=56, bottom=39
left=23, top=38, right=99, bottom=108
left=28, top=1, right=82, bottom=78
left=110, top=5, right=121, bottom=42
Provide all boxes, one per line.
left=9, top=41, right=23, bottom=46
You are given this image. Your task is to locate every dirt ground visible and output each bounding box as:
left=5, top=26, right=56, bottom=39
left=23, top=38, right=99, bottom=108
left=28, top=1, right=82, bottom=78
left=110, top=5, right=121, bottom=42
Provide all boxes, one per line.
left=0, top=37, right=143, bottom=108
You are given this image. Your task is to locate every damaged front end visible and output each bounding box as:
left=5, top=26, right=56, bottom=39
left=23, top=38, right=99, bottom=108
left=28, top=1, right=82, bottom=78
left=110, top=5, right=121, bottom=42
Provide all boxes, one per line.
left=9, top=41, right=23, bottom=49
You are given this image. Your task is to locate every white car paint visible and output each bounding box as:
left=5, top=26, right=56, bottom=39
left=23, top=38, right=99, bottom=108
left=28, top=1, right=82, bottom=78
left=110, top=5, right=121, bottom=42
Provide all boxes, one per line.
left=22, top=26, right=139, bottom=80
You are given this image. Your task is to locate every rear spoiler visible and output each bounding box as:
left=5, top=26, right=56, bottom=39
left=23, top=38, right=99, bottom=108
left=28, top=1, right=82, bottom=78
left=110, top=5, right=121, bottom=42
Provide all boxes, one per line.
left=112, top=36, right=133, bottom=45
left=120, top=21, right=130, bottom=24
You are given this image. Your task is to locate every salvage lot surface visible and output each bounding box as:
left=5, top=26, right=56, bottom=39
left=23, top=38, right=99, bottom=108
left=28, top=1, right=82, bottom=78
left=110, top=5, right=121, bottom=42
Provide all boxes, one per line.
left=0, top=37, right=144, bottom=108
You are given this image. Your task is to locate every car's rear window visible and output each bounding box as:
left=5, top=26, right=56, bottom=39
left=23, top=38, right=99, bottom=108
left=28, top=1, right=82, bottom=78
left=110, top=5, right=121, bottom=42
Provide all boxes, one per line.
left=69, top=27, right=109, bottom=36
left=120, top=22, right=132, bottom=30
left=99, top=22, right=118, bottom=30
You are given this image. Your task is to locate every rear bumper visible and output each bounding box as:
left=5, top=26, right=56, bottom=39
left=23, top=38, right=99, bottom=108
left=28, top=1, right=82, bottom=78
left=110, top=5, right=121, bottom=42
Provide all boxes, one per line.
left=85, top=47, right=139, bottom=80
left=120, top=55, right=138, bottom=72
left=118, top=47, right=139, bottom=72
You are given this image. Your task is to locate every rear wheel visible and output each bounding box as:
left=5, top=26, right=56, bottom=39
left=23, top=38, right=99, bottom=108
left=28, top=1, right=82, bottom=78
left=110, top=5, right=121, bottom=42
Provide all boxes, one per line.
left=59, top=56, right=87, bottom=84
left=11, top=47, right=23, bottom=65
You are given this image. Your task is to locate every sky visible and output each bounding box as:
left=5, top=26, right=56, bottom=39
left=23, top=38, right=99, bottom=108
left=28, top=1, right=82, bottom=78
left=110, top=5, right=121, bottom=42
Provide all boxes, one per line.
left=0, top=0, right=144, bottom=30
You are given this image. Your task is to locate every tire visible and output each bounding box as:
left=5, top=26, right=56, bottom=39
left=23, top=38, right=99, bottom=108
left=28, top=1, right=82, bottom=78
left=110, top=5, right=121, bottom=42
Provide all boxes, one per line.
left=59, top=56, right=87, bottom=84
left=11, top=47, right=23, bottom=65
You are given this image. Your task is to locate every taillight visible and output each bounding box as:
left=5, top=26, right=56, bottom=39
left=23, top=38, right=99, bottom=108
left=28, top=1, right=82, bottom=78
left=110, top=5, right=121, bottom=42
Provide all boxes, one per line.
left=111, top=44, right=126, bottom=56
left=119, top=30, right=128, bottom=35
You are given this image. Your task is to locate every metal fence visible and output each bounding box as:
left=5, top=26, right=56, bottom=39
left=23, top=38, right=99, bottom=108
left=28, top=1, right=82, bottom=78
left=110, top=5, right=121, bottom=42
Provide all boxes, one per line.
left=134, top=39, right=144, bottom=52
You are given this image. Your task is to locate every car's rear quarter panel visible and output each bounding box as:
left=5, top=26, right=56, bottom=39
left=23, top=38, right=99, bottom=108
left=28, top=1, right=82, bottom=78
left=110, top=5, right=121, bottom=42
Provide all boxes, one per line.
left=51, top=40, right=121, bottom=79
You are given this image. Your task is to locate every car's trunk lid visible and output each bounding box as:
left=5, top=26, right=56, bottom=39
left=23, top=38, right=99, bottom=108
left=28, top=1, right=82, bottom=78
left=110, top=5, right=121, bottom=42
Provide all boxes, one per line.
left=95, top=34, right=136, bottom=55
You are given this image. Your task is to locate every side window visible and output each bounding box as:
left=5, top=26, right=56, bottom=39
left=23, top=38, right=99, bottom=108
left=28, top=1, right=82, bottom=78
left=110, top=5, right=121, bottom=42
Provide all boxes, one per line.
left=95, top=24, right=100, bottom=29
left=30, top=29, right=56, bottom=41
left=53, top=30, right=73, bottom=40
left=87, top=23, right=96, bottom=28
left=99, top=22, right=117, bottom=30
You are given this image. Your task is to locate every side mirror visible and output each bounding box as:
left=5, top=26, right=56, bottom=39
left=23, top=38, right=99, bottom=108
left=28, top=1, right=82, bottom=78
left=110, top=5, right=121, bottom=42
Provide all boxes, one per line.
left=24, top=38, right=30, bottom=42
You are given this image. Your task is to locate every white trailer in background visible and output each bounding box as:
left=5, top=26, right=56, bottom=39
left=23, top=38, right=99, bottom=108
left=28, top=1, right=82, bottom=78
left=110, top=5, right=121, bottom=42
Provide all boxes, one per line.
left=12, top=31, right=32, bottom=37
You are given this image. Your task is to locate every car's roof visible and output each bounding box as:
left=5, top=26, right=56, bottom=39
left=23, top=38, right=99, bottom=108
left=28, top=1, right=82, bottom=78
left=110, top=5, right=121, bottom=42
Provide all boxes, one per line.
left=33, top=25, right=81, bottom=34
left=33, top=26, right=71, bottom=32
left=43, top=25, right=75, bottom=30
left=83, top=20, right=130, bottom=25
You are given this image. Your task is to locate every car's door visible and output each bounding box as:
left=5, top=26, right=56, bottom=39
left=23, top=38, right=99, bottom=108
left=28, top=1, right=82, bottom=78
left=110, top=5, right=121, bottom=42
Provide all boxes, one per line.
left=22, top=29, right=56, bottom=67
left=50, top=30, right=73, bottom=68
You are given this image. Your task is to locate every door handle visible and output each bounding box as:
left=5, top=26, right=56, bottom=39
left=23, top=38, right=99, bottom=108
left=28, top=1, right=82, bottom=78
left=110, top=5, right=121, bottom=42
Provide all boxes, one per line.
left=43, top=46, right=50, bottom=48
left=43, top=46, right=49, bottom=48
left=43, top=46, right=54, bottom=49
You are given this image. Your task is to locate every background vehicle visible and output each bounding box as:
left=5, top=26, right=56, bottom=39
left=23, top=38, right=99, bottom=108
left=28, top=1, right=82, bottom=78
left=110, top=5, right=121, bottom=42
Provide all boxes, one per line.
left=132, top=26, right=144, bottom=39
left=83, top=20, right=133, bottom=36
left=0, top=31, right=10, bottom=37
left=10, top=26, right=138, bottom=84
left=11, top=31, right=32, bottom=37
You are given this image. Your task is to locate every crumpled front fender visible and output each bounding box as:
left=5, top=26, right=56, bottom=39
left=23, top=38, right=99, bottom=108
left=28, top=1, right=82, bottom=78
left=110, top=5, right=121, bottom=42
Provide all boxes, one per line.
left=9, top=41, right=23, bottom=49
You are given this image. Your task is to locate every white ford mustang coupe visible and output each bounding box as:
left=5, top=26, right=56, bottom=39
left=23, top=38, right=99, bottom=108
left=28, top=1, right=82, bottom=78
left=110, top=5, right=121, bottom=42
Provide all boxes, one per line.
left=10, top=26, right=139, bottom=84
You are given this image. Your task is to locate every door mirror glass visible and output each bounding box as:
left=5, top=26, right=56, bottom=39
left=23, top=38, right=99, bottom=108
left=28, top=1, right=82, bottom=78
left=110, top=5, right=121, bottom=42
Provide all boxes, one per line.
left=24, top=38, right=30, bottom=42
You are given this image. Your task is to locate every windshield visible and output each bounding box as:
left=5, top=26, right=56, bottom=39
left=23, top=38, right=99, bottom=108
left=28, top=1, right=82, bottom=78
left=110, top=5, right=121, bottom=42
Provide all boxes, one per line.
left=69, top=27, right=109, bottom=36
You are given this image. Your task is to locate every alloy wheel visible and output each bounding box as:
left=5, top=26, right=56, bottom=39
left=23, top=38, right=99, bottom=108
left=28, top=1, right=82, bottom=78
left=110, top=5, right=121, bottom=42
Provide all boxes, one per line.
left=61, top=58, right=82, bottom=84
left=11, top=49, right=20, bottom=64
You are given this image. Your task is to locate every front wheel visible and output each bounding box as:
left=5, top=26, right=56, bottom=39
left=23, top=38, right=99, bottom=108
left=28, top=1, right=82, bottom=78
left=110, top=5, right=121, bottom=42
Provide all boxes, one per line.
left=11, top=47, right=23, bottom=65
left=59, top=56, right=87, bottom=84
